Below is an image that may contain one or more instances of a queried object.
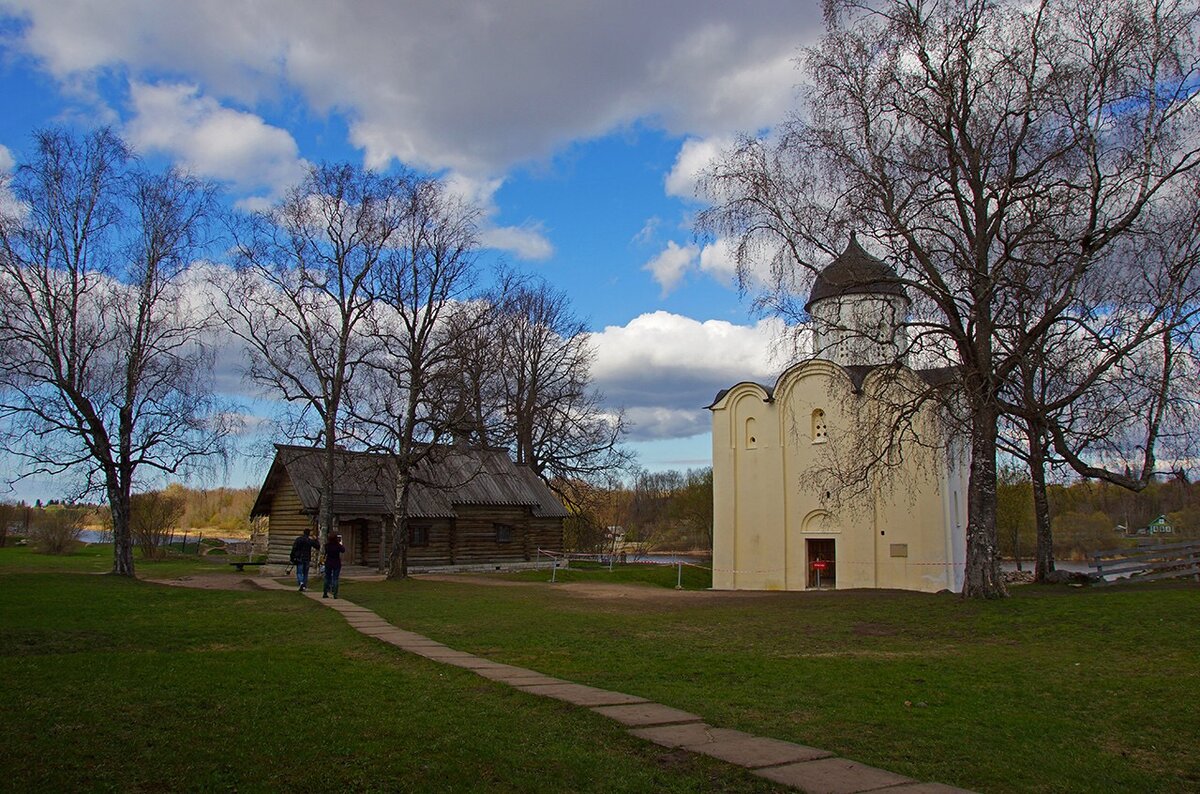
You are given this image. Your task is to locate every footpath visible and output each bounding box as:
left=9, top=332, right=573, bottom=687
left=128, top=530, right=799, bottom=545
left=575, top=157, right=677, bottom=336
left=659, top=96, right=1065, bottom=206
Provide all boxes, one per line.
left=253, top=578, right=973, bottom=794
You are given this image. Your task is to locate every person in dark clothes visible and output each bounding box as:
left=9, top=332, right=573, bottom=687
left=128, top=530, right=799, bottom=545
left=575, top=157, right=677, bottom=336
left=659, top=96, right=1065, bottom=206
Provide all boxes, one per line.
left=289, top=528, right=321, bottom=592
left=322, top=531, right=345, bottom=599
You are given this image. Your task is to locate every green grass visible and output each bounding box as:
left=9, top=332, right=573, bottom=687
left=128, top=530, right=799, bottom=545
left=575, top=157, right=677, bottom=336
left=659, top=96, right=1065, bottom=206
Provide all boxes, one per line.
left=504, top=560, right=712, bottom=589
left=6, top=544, right=1198, bottom=793
left=0, top=547, right=781, bottom=793
left=0, top=542, right=252, bottom=578
left=343, top=573, right=1200, bottom=793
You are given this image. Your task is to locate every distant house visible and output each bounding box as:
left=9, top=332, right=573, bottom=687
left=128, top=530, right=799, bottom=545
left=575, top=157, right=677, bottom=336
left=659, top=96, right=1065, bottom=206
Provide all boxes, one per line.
left=251, top=444, right=568, bottom=571
left=1123, top=515, right=1175, bottom=537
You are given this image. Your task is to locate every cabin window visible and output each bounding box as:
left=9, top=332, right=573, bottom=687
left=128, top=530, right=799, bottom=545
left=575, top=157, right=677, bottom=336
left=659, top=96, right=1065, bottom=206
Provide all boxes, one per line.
left=494, top=523, right=513, bottom=543
left=812, top=409, right=828, bottom=443
left=409, top=525, right=430, bottom=547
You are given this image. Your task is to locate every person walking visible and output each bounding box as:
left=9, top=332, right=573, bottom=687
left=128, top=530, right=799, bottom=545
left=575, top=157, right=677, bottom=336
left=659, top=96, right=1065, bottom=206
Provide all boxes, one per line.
left=322, top=531, right=346, bottom=599
left=289, top=528, right=321, bottom=592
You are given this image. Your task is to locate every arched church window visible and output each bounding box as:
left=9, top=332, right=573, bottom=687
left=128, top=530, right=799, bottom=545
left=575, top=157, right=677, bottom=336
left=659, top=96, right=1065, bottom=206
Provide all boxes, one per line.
left=812, top=409, right=828, bottom=443
left=745, top=417, right=758, bottom=449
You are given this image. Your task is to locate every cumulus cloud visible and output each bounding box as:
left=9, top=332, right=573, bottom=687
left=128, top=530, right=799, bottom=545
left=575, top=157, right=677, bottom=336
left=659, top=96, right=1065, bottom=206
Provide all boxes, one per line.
left=665, top=136, right=733, bottom=201
left=644, top=241, right=700, bottom=294
left=644, top=237, right=742, bottom=292
left=2, top=1, right=822, bottom=178
left=0, top=143, right=19, bottom=217
left=442, top=171, right=554, bottom=261
left=479, top=225, right=554, bottom=261
left=591, top=311, right=785, bottom=441
left=699, top=238, right=739, bottom=282
left=125, top=81, right=307, bottom=199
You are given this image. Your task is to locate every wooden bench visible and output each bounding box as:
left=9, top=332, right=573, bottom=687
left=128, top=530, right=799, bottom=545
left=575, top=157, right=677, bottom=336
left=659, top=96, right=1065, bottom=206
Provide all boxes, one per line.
left=228, top=561, right=267, bottom=572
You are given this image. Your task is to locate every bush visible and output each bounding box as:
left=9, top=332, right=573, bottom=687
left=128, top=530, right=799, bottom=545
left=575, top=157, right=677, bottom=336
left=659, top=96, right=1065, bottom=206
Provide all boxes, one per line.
left=131, top=491, right=185, bottom=559
left=31, top=509, right=84, bottom=554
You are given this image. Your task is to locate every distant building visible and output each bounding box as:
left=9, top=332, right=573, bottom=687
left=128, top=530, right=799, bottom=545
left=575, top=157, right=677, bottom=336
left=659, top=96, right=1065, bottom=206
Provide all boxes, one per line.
left=1123, top=515, right=1175, bottom=537
left=251, top=444, right=567, bottom=571
left=709, top=237, right=967, bottom=593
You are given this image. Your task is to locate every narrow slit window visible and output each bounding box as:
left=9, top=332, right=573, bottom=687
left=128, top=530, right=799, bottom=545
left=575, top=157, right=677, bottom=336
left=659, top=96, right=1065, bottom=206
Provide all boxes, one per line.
left=745, top=416, right=758, bottom=449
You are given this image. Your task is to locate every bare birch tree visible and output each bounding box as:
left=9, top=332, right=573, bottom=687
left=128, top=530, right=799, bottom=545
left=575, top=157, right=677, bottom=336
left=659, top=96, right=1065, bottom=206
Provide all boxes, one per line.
left=354, top=176, right=484, bottom=578
left=0, top=128, right=229, bottom=575
left=700, top=0, right=1200, bottom=597
left=222, top=163, right=410, bottom=543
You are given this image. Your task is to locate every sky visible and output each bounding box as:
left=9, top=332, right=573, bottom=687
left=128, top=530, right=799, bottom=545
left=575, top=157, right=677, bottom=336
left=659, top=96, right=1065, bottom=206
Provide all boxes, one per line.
left=0, top=1, right=828, bottom=500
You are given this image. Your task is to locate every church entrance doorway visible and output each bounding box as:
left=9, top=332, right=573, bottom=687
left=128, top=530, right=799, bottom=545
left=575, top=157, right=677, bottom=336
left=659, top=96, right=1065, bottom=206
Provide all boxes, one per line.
left=807, top=538, right=836, bottom=589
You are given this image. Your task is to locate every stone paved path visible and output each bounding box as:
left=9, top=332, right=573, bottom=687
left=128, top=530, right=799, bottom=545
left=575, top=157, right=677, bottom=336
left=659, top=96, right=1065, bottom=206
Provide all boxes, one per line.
left=252, top=578, right=974, bottom=794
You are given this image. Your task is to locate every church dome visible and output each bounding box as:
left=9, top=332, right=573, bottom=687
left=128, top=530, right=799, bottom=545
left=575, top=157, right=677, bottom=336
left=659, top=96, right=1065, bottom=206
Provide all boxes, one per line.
left=805, top=235, right=907, bottom=312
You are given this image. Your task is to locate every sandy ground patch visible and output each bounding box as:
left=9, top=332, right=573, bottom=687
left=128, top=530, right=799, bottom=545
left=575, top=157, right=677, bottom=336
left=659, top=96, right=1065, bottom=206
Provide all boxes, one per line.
left=142, top=573, right=260, bottom=591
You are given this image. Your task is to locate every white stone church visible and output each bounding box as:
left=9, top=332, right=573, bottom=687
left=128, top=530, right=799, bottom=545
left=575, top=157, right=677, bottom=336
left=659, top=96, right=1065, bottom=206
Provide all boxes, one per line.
left=708, top=237, right=967, bottom=593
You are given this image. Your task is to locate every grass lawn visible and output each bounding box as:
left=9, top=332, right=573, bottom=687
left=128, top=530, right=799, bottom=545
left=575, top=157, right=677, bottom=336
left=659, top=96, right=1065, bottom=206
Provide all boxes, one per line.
left=343, top=566, right=1200, bottom=793
left=0, top=547, right=781, bottom=793
left=5, top=547, right=1198, bottom=792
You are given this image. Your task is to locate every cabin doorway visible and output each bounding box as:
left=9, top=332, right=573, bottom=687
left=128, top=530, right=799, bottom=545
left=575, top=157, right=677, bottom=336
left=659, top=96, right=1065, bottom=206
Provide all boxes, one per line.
left=807, top=538, right=836, bottom=589
left=338, top=520, right=368, bottom=566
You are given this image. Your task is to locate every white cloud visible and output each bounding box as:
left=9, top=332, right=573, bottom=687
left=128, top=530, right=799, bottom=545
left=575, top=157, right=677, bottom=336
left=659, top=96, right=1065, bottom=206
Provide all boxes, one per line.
left=443, top=172, right=554, bottom=261
left=125, top=81, right=307, bottom=198
left=643, top=237, right=742, bottom=292
left=479, top=225, right=554, bottom=261
left=591, top=311, right=786, bottom=441
left=665, top=136, right=732, bottom=201
left=644, top=241, right=699, bottom=294
left=699, top=238, right=739, bottom=282
left=0, top=144, right=17, bottom=217
left=3, top=1, right=823, bottom=177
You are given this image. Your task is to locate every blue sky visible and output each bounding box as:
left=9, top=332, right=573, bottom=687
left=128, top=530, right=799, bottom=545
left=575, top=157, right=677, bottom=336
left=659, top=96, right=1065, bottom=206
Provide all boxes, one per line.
left=0, top=1, right=825, bottom=499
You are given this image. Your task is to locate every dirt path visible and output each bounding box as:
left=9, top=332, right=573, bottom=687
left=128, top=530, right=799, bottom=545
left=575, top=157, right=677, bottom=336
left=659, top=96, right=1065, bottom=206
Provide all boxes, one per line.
left=413, top=573, right=777, bottom=604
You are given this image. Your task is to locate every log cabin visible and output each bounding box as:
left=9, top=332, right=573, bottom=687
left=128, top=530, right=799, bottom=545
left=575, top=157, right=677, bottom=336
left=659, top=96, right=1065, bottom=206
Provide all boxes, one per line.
left=251, top=443, right=568, bottom=571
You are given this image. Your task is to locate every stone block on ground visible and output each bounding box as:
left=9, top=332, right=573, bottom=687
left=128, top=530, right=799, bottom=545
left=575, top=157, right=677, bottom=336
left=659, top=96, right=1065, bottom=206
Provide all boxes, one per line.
left=754, top=756, right=915, bottom=794
left=439, top=655, right=505, bottom=670
left=685, top=736, right=833, bottom=768
left=628, top=723, right=749, bottom=748
left=514, top=683, right=648, bottom=707
left=590, top=702, right=703, bottom=727
left=476, top=671, right=566, bottom=686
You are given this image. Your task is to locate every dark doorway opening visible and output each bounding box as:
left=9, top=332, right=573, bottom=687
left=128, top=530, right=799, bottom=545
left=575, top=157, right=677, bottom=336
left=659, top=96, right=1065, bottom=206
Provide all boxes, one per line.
left=807, top=538, right=836, bottom=589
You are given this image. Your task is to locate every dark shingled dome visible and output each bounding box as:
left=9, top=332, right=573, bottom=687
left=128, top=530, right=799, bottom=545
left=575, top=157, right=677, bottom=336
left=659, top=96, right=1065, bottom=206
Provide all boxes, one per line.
left=805, top=235, right=908, bottom=311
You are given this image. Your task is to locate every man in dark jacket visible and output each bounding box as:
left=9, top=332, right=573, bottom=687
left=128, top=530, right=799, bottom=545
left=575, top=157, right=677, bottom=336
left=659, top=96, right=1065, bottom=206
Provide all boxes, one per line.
left=289, top=528, right=321, bottom=592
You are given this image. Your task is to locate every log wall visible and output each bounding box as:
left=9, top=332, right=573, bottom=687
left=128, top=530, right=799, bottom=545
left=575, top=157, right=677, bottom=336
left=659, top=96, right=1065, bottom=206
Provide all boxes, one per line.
left=269, top=499, right=564, bottom=569
left=265, top=480, right=316, bottom=563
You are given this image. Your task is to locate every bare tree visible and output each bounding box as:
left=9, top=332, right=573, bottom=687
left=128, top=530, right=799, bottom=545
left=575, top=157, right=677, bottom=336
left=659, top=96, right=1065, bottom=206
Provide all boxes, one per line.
left=491, top=277, right=629, bottom=506
left=0, top=128, right=230, bottom=575
left=1001, top=210, right=1200, bottom=581
left=354, top=176, right=485, bottom=578
left=701, top=0, right=1200, bottom=597
left=222, top=163, right=410, bottom=543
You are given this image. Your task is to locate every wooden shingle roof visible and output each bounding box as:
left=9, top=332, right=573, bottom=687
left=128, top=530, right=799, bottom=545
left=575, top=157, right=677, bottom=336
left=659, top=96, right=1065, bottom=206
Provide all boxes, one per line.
left=250, top=444, right=569, bottom=520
